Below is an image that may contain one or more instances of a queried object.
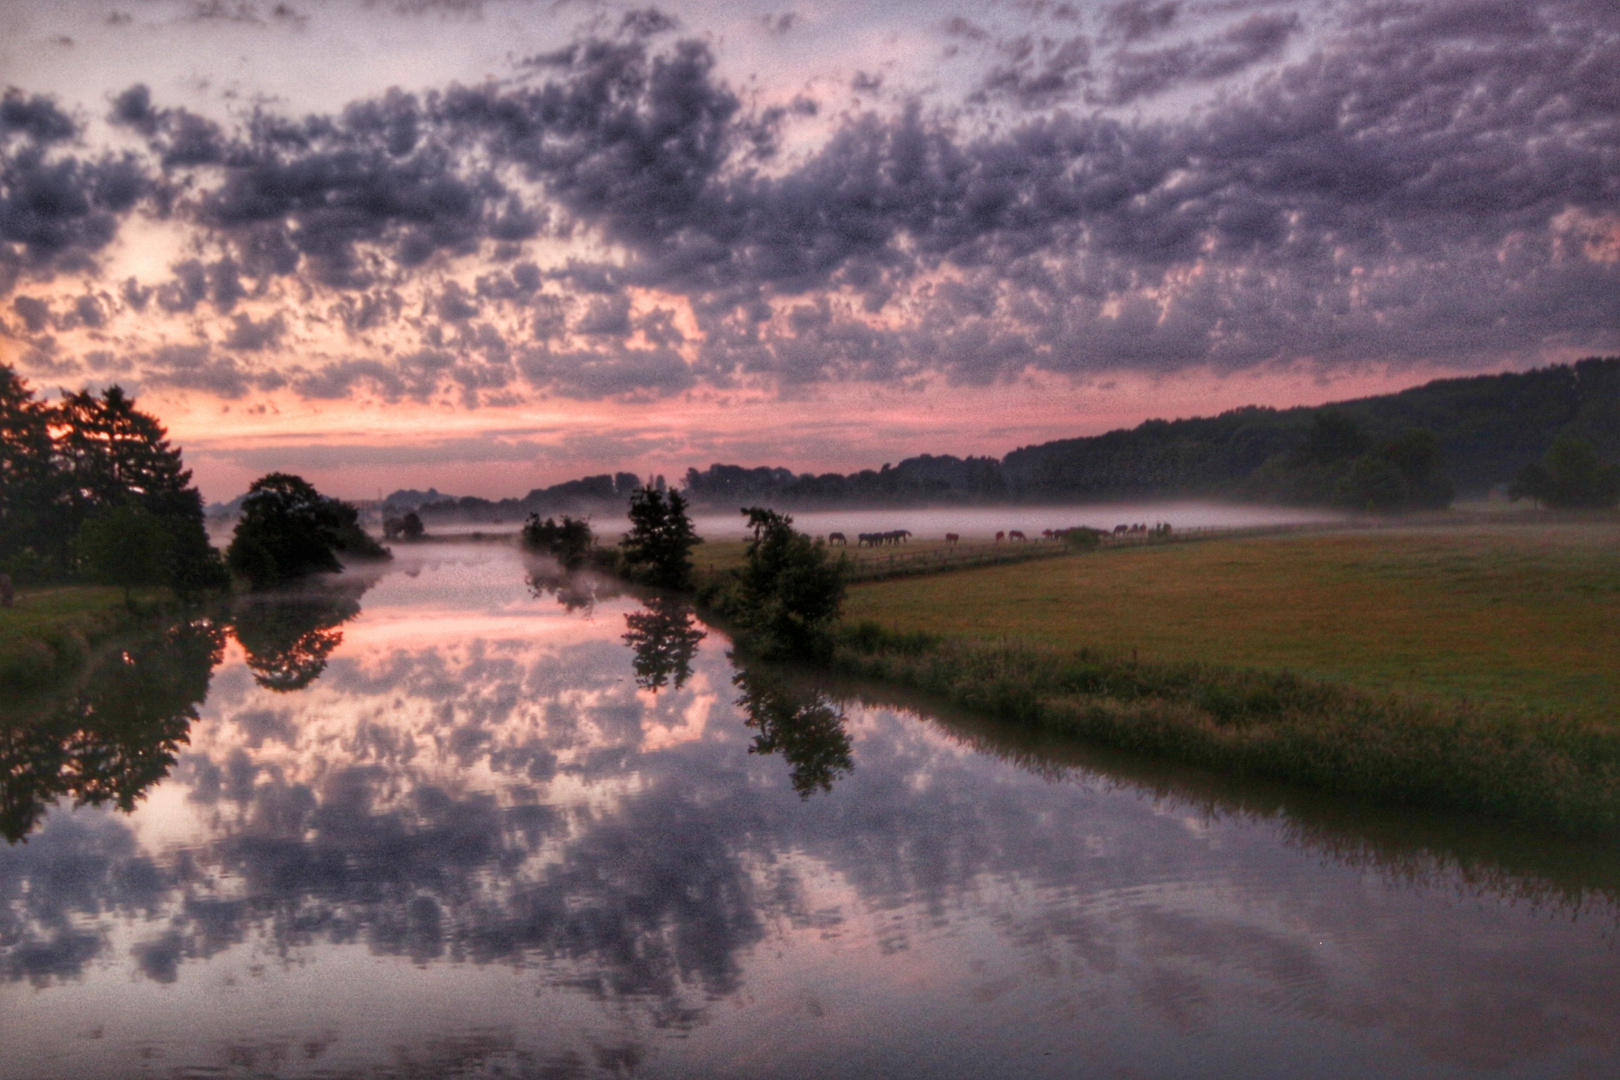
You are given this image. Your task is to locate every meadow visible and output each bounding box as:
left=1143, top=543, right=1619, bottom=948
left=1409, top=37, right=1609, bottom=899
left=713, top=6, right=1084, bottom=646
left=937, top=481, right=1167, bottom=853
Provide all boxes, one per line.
left=825, top=520, right=1620, bottom=835
left=841, top=522, right=1620, bottom=720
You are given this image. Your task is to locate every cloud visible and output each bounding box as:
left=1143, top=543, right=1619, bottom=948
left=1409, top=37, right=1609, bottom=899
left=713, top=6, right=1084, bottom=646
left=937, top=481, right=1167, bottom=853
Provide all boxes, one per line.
left=3, top=0, right=1618, bottom=404
left=1099, top=12, right=1301, bottom=104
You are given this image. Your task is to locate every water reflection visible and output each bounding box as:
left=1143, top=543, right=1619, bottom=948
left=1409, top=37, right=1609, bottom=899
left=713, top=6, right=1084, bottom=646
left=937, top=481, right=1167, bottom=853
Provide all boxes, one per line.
left=2, top=546, right=1619, bottom=1078
left=527, top=561, right=621, bottom=614
left=732, top=662, right=853, bottom=796
left=622, top=595, right=706, bottom=693
left=231, top=580, right=365, bottom=692
left=0, top=617, right=223, bottom=843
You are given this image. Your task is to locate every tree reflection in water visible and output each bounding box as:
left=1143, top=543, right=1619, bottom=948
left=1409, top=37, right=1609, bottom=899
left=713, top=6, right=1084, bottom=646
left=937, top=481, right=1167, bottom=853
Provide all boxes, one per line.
left=731, top=662, right=853, bottom=797
left=526, top=563, right=620, bottom=614
left=622, top=597, right=706, bottom=693
left=230, top=582, right=365, bottom=692
left=0, top=617, right=225, bottom=843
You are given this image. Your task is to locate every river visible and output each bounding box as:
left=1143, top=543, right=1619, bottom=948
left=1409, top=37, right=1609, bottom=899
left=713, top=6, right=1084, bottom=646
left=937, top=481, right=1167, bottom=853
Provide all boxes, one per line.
left=2, top=542, right=1616, bottom=1079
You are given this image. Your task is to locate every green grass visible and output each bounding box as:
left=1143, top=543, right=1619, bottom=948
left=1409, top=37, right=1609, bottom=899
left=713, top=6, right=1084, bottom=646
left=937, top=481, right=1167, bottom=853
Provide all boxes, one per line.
left=830, top=623, right=1620, bottom=836
left=843, top=523, right=1620, bottom=721
left=0, top=586, right=150, bottom=693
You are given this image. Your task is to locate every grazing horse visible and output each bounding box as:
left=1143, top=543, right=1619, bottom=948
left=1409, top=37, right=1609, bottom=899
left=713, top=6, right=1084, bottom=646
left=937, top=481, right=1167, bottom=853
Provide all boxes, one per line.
left=857, top=532, right=874, bottom=547
left=995, top=530, right=1005, bottom=543
left=1009, top=530, right=1027, bottom=541
left=945, top=533, right=960, bottom=545
left=828, top=532, right=847, bottom=545
left=1113, top=524, right=1130, bottom=536
left=1040, top=529, right=1054, bottom=540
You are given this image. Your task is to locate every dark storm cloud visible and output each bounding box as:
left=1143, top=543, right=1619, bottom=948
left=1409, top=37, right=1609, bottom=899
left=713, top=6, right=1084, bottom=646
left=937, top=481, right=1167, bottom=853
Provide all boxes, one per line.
left=6, top=0, right=1620, bottom=398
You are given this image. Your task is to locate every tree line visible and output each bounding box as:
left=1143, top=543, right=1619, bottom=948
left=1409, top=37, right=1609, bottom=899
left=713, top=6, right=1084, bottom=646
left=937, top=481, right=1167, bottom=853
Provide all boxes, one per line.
left=2, top=365, right=388, bottom=600
left=1, top=366, right=225, bottom=596
left=673, top=357, right=1620, bottom=511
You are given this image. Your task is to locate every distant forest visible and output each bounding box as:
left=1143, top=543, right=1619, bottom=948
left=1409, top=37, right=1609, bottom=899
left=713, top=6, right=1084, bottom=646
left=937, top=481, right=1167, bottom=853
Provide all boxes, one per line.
left=392, top=358, right=1619, bottom=519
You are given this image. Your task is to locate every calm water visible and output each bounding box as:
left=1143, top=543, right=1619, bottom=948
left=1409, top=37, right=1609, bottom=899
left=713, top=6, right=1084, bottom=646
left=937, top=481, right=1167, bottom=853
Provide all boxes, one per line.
left=3, top=543, right=1617, bottom=1079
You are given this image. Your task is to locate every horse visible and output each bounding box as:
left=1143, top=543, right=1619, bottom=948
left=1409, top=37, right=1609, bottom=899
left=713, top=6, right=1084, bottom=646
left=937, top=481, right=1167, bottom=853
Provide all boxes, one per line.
left=828, top=532, right=847, bottom=545
left=1113, top=524, right=1130, bottom=536
left=995, top=531, right=1005, bottom=543
left=1009, top=530, right=1027, bottom=541
left=945, top=533, right=960, bottom=545
left=857, top=532, right=874, bottom=547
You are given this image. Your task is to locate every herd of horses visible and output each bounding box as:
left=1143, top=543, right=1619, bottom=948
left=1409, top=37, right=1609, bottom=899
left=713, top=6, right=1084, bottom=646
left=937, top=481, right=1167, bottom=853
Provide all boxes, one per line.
left=822, top=523, right=1170, bottom=547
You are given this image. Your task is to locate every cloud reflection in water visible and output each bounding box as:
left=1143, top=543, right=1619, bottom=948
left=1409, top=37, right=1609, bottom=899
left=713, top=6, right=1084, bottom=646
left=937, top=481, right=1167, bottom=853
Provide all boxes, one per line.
left=1, top=545, right=1619, bottom=1078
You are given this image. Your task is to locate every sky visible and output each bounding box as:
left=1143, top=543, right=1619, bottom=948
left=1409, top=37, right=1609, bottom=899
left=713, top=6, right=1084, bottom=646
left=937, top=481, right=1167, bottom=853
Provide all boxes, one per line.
left=1, top=0, right=1616, bottom=500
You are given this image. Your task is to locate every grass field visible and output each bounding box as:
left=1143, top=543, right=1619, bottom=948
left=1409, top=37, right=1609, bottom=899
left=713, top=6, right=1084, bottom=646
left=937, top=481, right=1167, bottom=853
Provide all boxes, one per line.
left=0, top=586, right=150, bottom=693
left=842, top=523, right=1620, bottom=721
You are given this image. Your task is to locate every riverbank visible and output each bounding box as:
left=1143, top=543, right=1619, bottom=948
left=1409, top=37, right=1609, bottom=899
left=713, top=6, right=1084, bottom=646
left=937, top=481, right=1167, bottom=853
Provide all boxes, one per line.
left=0, top=586, right=162, bottom=693
left=825, top=521, right=1620, bottom=836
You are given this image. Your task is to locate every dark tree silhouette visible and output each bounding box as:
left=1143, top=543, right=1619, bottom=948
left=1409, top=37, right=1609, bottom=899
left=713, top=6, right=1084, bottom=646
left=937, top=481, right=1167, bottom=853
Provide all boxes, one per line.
left=0, top=369, right=223, bottom=589
left=623, top=597, right=706, bottom=692
left=731, top=664, right=852, bottom=797
left=620, top=486, right=702, bottom=590
left=227, top=473, right=388, bottom=590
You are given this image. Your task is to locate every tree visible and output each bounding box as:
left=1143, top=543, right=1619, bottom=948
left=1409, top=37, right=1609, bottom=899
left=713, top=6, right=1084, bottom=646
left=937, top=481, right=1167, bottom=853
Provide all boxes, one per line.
left=521, top=514, right=594, bottom=569
left=1510, top=436, right=1620, bottom=509
left=401, top=510, right=424, bottom=539
left=74, top=501, right=170, bottom=608
left=620, top=486, right=702, bottom=590
left=0, top=367, right=60, bottom=582
left=227, top=473, right=385, bottom=589
left=731, top=507, right=846, bottom=661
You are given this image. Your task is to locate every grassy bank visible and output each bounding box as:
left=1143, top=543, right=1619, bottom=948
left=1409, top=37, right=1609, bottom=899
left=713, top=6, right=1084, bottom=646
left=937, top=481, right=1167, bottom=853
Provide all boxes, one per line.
left=831, top=624, right=1620, bottom=836
left=843, top=523, right=1620, bottom=719
left=0, top=587, right=155, bottom=693
left=828, top=522, right=1620, bottom=836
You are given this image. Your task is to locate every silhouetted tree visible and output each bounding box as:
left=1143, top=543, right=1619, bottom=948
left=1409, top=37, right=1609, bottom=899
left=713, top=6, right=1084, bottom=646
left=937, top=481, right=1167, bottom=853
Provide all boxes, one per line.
left=1510, top=435, right=1620, bottom=509
left=623, top=597, right=705, bottom=692
left=0, top=367, right=58, bottom=581
left=227, top=473, right=388, bottom=589
left=0, top=369, right=224, bottom=588
left=620, top=486, right=702, bottom=590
